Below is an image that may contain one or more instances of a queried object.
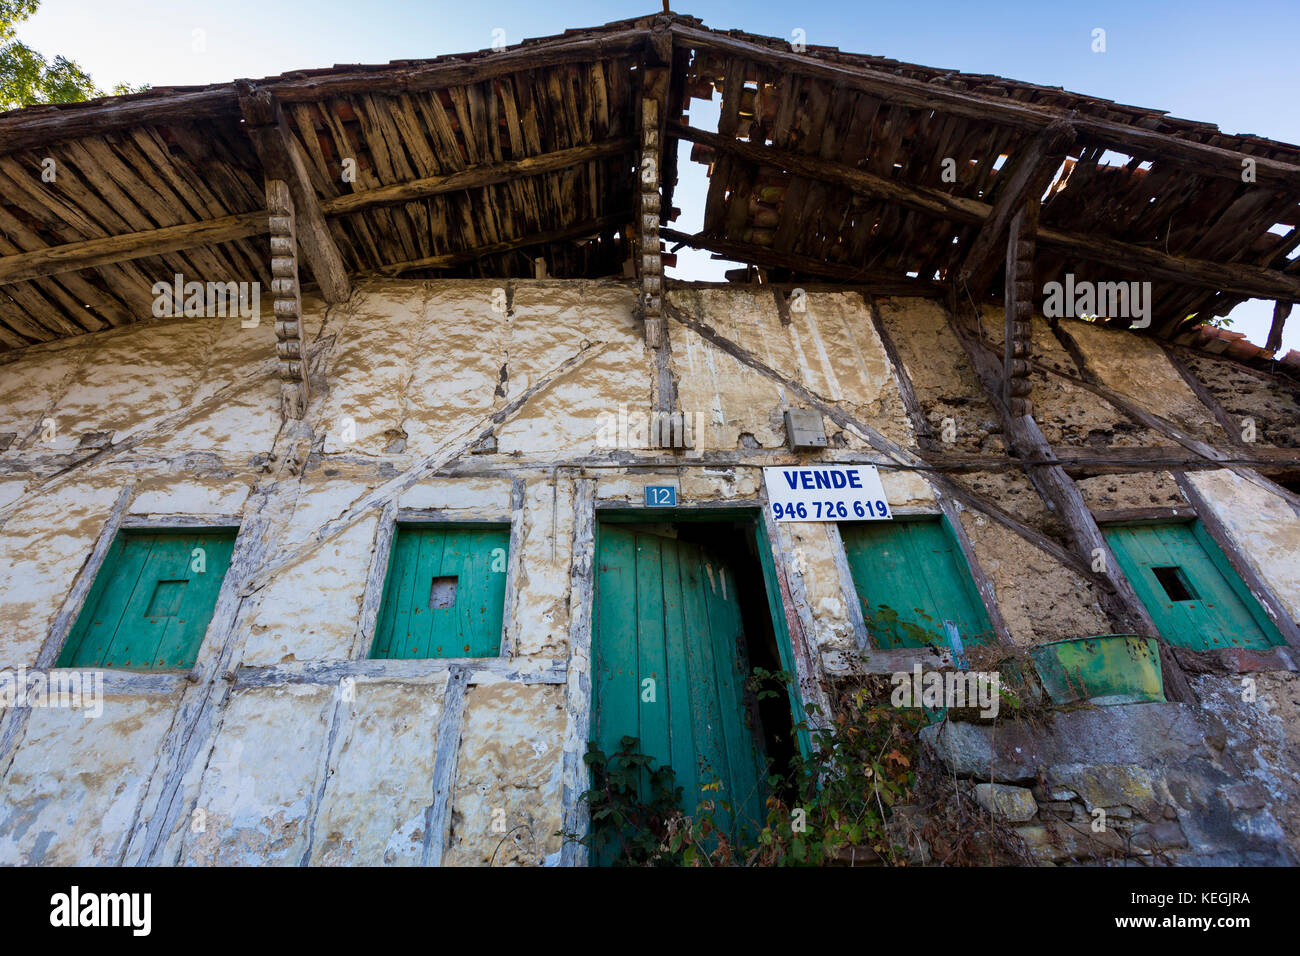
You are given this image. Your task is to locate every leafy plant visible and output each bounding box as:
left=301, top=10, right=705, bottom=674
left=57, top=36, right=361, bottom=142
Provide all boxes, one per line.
left=563, top=670, right=928, bottom=866
left=1, top=1, right=147, bottom=110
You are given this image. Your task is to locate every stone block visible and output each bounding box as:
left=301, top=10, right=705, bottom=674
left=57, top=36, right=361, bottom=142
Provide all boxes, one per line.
left=1130, top=821, right=1188, bottom=853
left=974, top=784, right=1038, bottom=822
left=1045, top=763, right=1166, bottom=818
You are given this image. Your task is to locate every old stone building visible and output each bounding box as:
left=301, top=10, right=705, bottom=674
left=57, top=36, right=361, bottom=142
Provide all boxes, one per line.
left=0, top=13, right=1297, bottom=866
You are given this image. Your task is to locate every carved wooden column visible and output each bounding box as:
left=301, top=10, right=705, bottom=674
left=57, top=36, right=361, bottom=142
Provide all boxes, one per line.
left=1004, top=206, right=1035, bottom=417
left=638, top=94, right=665, bottom=349
left=267, top=179, right=309, bottom=419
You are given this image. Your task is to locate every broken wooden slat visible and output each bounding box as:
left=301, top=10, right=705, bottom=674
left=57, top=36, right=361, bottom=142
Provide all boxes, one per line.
left=671, top=122, right=1300, bottom=302
left=1267, top=301, right=1291, bottom=352
left=960, top=121, right=1074, bottom=290
left=670, top=24, right=1300, bottom=187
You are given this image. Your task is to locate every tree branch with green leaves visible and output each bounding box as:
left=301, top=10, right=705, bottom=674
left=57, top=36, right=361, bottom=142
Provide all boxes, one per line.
left=1, top=0, right=147, bottom=110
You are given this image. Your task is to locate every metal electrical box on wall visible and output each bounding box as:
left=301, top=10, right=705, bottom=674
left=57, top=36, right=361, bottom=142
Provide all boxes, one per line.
left=784, top=408, right=827, bottom=451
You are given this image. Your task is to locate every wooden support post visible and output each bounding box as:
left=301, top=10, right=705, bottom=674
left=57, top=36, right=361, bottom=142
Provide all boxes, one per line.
left=422, top=665, right=470, bottom=867
left=267, top=180, right=310, bottom=420
left=638, top=81, right=667, bottom=349
left=238, top=82, right=350, bottom=304
left=1003, top=206, right=1036, bottom=416
left=559, top=478, right=596, bottom=867
left=640, top=36, right=684, bottom=450
left=1267, top=300, right=1291, bottom=352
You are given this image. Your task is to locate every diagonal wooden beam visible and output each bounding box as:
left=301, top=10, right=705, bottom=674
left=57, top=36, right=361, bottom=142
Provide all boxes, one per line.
left=670, top=24, right=1300, bottom=187
left=672, top=122, right=1300, bottom=303
left=960, top=121, right=1074, bottom=291
left=943, top=297, right=1162, bottom=645
left=321, top=138, right=633, bottom=216
left=659, top=227, right=946, bottom=295
left=237, top=81, right=350, bottom=304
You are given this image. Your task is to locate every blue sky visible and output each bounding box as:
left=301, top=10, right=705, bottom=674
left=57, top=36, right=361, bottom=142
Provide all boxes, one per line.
left=18, top=0, right=1300, bottom=349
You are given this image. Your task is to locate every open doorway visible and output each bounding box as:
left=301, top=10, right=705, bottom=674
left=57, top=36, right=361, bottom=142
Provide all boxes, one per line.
left=591, top=514, right=799, bottom=850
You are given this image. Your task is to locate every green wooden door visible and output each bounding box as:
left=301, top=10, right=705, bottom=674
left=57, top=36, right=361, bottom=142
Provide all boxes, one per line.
left=58, top=529, right=236, bottom=669
left=370, top=525, right=509, bottom=659
left=594, top=525, right=769, bottom=845
left=1103, top=522, right=1283, bottom=650
left=842, top=517, right=993, bottom=648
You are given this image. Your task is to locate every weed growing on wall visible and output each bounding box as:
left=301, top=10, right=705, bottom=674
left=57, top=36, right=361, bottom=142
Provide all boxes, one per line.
left=564, top=671, right=931, bottom=866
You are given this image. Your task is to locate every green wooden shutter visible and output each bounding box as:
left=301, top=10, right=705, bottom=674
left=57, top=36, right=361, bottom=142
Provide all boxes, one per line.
left=593, top=525, right=769, bottom=847
left=370, top=525, right=509, bottom=659
left=57, top=529, right=236, bottom=669
left=1102, top=521, right=1283, bottom=650
left=842, top=517, right=994, bottom=649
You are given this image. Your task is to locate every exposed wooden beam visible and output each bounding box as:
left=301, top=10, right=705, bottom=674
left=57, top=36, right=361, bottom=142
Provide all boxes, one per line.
left=669, top=24, right=1300, bottom=187
left=672, top=122, right=1300, bottom=303
left=672, top=122, right=982, bottom=225
left=321, top=137, right=634, bottom=216
left=0, top=89, right=239, bottom=157
left=268, top=29, right=650, bottom=102
left=237, top=82, right=350, bottom=304
left=659, top=227, right=946, bottom=295
left=0, top=212, right=267, bottom=285
left=0, top=140, right=634, bottom=286
left=0, top=29, right=651, bottom=156
left=378, top=212, right=628, bottom=276
left=960, top=121, right=1074, bottom=291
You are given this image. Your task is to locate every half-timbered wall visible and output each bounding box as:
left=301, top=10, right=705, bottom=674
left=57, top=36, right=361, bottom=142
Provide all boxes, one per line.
left=0, top=279, right=1297, bottom=864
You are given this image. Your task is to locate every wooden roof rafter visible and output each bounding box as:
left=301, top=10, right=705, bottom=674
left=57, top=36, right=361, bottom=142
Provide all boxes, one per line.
left=0, top=11, right=1298, bottom=358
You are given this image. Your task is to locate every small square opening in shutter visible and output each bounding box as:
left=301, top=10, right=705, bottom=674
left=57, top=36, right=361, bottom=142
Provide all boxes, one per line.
left=1153, top=566, right=1197, bottom=602
left=145, top=579, right=188, bottom=618
left=370, top=524, right=509, bottom=659
left=58, top=528, right=237, bottom=670
left=429, top=576, right=458, bottom=609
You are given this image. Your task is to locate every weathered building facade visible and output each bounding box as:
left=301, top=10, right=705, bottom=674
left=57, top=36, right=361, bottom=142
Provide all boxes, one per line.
left=0, top=14, right=1298, bottom=866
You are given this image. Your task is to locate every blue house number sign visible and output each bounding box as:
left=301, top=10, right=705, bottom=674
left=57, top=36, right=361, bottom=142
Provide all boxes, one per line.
left=645, top=486, right=677, bottom=507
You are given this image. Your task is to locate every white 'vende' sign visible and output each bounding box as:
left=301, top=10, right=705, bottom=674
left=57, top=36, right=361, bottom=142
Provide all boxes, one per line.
left=763, top=465, right=893, bottom=522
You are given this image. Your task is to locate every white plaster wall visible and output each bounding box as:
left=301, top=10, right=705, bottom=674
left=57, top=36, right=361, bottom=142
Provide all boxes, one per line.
left=1188, top=469, right=1300, bottom=622
left=0, top=279, right=1294, bottom=867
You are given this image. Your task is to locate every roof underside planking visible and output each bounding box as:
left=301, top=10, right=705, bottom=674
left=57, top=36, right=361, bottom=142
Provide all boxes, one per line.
left=0, top=11, right=1297, bottom=356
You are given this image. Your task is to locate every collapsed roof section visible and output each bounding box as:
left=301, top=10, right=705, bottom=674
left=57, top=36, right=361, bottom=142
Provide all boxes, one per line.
left=0, top=11, right=1296, bottom=355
